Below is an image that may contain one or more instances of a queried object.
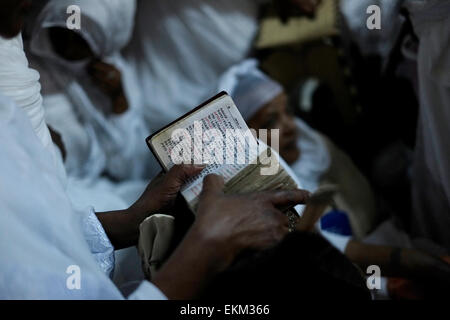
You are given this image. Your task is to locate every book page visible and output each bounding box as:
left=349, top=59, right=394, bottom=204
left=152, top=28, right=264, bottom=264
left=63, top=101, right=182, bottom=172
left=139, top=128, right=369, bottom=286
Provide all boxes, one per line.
left=150, top=94, right=260, bottom=205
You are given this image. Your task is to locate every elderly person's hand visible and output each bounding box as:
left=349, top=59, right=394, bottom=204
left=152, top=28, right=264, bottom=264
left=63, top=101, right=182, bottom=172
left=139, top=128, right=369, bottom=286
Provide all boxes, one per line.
left=153, top=174, right=310, bottom=299
left=130, top=165, right=205, bottom=216
left=96, top=165, right=204, bottom=249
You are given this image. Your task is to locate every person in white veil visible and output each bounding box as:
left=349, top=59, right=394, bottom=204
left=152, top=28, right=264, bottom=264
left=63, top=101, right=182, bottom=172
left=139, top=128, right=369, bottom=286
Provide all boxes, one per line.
left=218, top=59, right=377, bottom=238
left=27, top=0, right=160, bottom=207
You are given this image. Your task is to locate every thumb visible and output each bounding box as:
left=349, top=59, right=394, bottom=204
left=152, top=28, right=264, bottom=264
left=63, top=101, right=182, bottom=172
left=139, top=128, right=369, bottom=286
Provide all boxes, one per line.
left=200, top=174, right=225, bottom=197
left=165, top=165, right=205, bottom=191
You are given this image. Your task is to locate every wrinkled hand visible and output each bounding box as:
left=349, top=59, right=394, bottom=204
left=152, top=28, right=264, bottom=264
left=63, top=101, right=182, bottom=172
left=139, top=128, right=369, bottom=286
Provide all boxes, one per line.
left=152, top=173, right=310, bottom=299
left=130, top=165, right=204, bottom=219
left=191, top=174, right=311, bottom=270
left=88, top=60, right=129, bottom=114
left=96, top=165, right=204, bottom=250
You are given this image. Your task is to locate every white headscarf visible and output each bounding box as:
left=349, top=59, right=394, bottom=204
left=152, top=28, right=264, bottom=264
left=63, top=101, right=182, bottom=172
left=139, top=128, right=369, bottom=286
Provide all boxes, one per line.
left=218, top=59, right=283, bottom=121
left=0, top=35, right=48, bottom=149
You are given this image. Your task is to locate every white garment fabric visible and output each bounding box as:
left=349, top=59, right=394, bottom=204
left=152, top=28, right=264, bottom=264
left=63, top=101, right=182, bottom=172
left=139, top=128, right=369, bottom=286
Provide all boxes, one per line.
left=35, top=0, right=136, bottom=58
left=0, top=93, right=165, bottom=300
left=0, top=32, right=155, bottom=298
left=0, top=34, right=66, bottom=185
left=218, top=60, right=332, bottom=193
left=28, top=0, right=156, bottom=181
left=289, top=118, right=332, bottom=193
left=406, top=0, right=450, bottom=249
left=123, top=0, right=265, bottom=133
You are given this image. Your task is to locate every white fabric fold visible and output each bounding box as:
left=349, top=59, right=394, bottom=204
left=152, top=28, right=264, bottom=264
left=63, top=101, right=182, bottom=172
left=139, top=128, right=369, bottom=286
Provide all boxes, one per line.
left=407, top=0, right=450, bottom=249
left=0, top=34, right=67, bottom=186
left=218, top=59, right=283, bottom=120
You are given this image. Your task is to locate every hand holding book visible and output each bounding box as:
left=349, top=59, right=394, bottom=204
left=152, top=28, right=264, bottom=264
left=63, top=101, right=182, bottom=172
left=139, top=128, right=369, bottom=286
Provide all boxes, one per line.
left=152, top=173, right=311, bottom=299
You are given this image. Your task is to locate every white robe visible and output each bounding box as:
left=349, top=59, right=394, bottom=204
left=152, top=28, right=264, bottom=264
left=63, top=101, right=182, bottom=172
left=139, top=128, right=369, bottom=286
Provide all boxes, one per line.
left=0, top=93, right=165, bottom=299
left=407, top=0, right=450, bottom=250
left=123, top=0, right=266, bottom=133
left=0, top=34, right=66, bottom=185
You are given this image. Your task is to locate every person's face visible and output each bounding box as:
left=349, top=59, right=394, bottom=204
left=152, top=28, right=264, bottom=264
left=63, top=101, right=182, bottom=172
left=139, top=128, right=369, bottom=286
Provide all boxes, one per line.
left=247, top=92, right=301, bottom=164
left=0, top=0, right=32, bottom=39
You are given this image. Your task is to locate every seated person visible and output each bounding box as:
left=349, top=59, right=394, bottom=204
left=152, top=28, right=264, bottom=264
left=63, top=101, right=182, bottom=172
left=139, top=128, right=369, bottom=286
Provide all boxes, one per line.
left=26, top=0, right=159, bottom=186
left=218, top=60, right=450, bottom=299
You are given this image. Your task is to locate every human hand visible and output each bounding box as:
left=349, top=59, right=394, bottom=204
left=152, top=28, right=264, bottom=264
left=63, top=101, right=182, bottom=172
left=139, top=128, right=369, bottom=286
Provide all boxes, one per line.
left=152, top=174, right=310, bottom=299
left=96, top=165, right=204, bottom=250
left=191, top=174, right=311, bottom=270
left=290, top=0, right=322, bottom=17
left=88, top=60, right=129, bottom=114
left=129, top=165, right=205, bottom=220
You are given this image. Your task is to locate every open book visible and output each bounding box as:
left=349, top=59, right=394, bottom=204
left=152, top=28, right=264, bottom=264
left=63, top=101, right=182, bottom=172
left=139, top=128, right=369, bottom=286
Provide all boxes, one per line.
left=146, top=92, right=299, bottom=213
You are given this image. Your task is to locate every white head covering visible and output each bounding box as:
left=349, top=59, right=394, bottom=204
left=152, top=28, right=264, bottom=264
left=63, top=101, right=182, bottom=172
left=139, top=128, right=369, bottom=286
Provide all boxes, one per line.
left=218, top=59, right=283, bottom=121
left=0, top=35, right=47, bottom=148
left=30, top=0, right=136, bottom=59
